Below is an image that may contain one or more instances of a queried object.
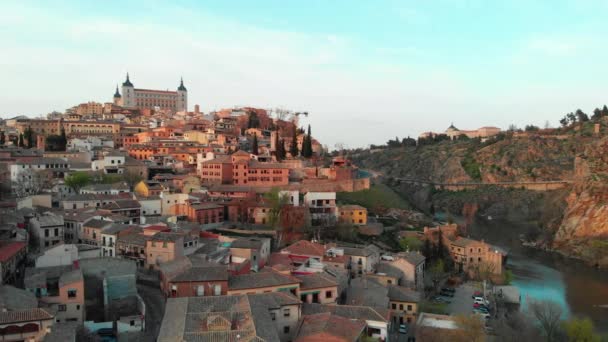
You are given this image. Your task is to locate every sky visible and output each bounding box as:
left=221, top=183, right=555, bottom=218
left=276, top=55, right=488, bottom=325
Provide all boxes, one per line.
left=1, top=0, right=608, bottom=148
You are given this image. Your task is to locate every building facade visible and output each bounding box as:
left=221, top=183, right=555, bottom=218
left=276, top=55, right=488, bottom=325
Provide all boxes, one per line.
left=118, top=73, right=187, bottom=112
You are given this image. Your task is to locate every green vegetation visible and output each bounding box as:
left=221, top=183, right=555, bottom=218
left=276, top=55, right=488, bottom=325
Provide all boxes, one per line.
left=399, top=236, right=422, bottom=251
left=562, top=317, right=601, bottom=342
left=503, top=269, right=514, bottom=285
left=64, top=172, right=91, bottom=193
left=419, top=300, right=448, bottom=315
left=461, top=152, right=482, bottom=180
left=336, top=183, right=410, bottom=212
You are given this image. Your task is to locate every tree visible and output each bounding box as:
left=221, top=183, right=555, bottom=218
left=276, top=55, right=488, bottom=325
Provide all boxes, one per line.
left=436, top=229, right=446, bottom=260
left=453, top=315, right=485, bottom=342
left=560, top=117, right=569, bottom=127
left=59, top=126, right=67, bottom=150
left=289, top=123, right=299, bottom=157
left=12, top=169, right=52, bottom=198
left=562, top=317, right=600, bottom=342
left=64, top=172, right=91, bottom=193
left=18, top=133, right=24, bottom=147
left=399, top=236, right=422, bottom=251
left=602, top=105, right=608, bottom=117
left=429, top=259, right=446, bottom=291
left=525, top=125, right=540, bottom=132
left=251, top=134, right=259, bottom=155
left=264, top=188, right=290, bottom=247
left=592, top=108, right=602, bottom=120
left=575, top=109, right=589, bottom=122
left=276, top=139, right=286, bottom=161
left=422, top=238, right=433, bottom=259
left=22, top=126, right=35, bottom=148
left=529, top=299, right=563, bottom=342
left=247, top=111, right=260, bottom=128
left=301, top=124, right=313, bottom=158
left=503, top=269, right=513, bottom=285
left=0, top=131, right=5, bottom=146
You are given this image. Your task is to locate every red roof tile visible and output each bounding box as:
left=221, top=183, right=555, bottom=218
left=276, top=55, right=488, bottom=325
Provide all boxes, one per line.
left=0, top=242, right=26, bottom=263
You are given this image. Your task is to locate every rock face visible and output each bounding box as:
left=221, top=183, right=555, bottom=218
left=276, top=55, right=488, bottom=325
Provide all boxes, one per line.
left=554, top=142, right=608, bottom=266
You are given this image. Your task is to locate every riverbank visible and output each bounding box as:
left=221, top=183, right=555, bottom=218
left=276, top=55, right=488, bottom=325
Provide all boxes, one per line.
left=466, top=218, right=608, bottom=333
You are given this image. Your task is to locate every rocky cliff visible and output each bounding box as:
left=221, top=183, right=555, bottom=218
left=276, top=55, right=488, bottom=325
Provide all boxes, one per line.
left=553, top=140, right=608, bottom=266
left=351, top=127, right=608, bottom=266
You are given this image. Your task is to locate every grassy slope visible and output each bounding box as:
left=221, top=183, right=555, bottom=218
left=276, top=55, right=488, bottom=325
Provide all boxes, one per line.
left=337, top=182, right=410, bottom=211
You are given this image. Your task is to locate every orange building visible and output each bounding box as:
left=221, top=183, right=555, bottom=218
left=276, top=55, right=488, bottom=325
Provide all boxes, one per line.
left=146, top=232, right=185, bottom=270
left=200, top=155, right=233, bottom=184
left=449, top=238, right=507, bottom=275
left=172, top=202, right=224, bottom=225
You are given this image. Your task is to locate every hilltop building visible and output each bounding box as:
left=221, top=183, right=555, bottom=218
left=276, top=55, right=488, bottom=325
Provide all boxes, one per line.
left=114, top=73, right=188, bottom=112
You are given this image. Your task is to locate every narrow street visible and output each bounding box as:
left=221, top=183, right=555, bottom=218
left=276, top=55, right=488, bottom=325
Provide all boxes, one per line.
left=137, top=283, right=165, bottom=341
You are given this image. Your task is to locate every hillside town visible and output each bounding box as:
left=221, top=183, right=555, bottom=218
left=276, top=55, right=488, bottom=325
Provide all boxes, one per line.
left=0, top=75, right=520, bottom=342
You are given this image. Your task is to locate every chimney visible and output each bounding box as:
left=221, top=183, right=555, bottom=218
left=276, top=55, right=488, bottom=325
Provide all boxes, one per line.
left=194, top=104, right=200, bottom=114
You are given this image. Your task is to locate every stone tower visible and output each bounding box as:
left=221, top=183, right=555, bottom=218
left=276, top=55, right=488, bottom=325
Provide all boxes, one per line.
left=177, top=77, right=188, bottom=112
left=121, top=73, right=135, bottom=108
left=113, top=85, right=122, bottom=106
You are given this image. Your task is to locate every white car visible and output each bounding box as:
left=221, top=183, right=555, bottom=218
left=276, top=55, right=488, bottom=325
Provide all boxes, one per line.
left=473, top=297, right=489, bottom=306
left=381, top=255, right=394, bottom=261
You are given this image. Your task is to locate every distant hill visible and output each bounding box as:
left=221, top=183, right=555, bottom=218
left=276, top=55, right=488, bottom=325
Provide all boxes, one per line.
left=349, top=119, right=608, bottom=267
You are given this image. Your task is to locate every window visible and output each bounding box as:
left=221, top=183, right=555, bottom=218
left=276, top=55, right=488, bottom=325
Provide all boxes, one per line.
left=392, top=303, right=397, bottom=310
left=399, top=304, right=403, bottom=310
left=130, top=320, right=135, bottom=326
left=58, top=304, right=67, bottom=311
left=326, top=290, right=332, bottom=298
left=68, top=289, right=77, bottom=298
left=76, top=305, right=80, bottom=310
left=283, top=308, right=290, bottom=317
left=45, top=229, right=49, bottom=237
left=478, top=257, right=482, bottom=262
left=407, top=305, right=412, bottom=311
left=283, top=326, right=290, bottom=334
left=270, top=312, right=276, bottom=321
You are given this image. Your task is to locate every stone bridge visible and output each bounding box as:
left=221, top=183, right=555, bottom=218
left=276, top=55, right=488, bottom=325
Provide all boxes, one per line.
left=393, top=178, right=572, bottom=191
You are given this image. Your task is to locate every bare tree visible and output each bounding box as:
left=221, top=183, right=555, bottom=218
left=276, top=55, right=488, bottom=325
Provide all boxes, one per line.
left=529, top=299, right=563, bottom=342
left=494, top=311, right=542, bottom=342
left=12, top=169, right=53, bottom=198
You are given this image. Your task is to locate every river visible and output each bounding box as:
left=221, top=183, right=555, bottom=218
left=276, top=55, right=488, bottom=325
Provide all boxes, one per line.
left=467, top=218, right=608, bottom=332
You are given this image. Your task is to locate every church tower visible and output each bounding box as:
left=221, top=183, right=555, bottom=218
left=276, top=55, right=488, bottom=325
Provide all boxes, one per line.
left=176, top=77, right=188, bottom=112
left=121, top=73, right=135, bottom=108
left=113, top=85, right=122, bottom=106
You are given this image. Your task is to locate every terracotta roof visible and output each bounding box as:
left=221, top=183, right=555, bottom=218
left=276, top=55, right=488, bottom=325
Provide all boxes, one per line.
left=0, top=308, right=53, bottom=324
left=0, top=241, right=26, bottom=263
left=229, top=269, right=301, bottom=290
left=297, top=273, right=337, bottom=290
left=282, top=240, right=326, bottom=258
left=451, top=237, right=477, bottom=248
left=296, top=312, right=366, bottom=342
left=388, top=286, right=422, bottom=303
left=171, top=266, right=228, bottom=282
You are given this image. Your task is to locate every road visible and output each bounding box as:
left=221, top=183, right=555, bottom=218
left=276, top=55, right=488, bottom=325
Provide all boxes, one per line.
left=137, top=283, right=166, bottom=341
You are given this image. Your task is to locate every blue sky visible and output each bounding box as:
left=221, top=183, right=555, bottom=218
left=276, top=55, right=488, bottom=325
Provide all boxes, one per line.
left=1, top=0, right=608, bottom=148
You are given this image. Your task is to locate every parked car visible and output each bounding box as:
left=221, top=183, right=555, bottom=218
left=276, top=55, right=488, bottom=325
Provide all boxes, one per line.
left=440, top=290, right=454, bottom=297
left=381, top=255, right=394, bottom=261
left=473, top=311, right=491, bottom=320
left=473, top=307, right=490, bottom=314
left=473, top=297, right=490, bottom=306
left=441, top=287, right=456, bottom=293
left=399, top=324, right=409, bottom=334
left=473, top=303, right=489, bottom=309
left=433, top=296, right=452, bottom=304
left=472, top=291, right=483, bottom=298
